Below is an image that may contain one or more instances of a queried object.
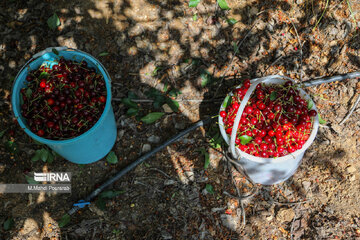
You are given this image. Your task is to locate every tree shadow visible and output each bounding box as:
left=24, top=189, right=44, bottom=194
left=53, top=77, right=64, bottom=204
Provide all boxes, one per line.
left=0, top=0, right=357, bottom=239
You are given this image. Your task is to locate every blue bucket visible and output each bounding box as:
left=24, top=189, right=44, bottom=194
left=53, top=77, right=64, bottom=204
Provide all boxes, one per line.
left=11, top=47, right=117, bottom=164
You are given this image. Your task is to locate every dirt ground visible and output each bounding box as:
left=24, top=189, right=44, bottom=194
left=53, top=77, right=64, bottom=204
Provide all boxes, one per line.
left=0, top=0, right=360, bottom=239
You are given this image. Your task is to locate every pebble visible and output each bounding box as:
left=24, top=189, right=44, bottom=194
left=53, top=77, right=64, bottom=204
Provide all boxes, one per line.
left=142, top=144, right=151, bottom=153
left=350, top=175, right=356, bottom=182
left=346, top=165, right=357, bottom=173
left=302, top=181, right=311, bottom=192
left=162, top=104, right=173, bottom=113
left=147, top=135, right=160, bottom=143
left=175, top=122, right=186, bottom=130
left=164, top=179, right=176, bottom=185
left=276, top=208, right=295, bottom=222
left=220, top=214, right=241, bottom=231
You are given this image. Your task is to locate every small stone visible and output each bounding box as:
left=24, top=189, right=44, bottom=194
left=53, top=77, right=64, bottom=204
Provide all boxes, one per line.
left=164, top=179, right=176, bottom=185
left=0, top=164, right=5, bottom=174
left=175, top=122, right=186, bottom=130
left=220, top=214, right=241, bottom=231
left=142, top=144, right=151, bottom=153
left=346, top=165, right=357, bottom=173
left=302, top=181, right=311, bottom=191
left=276, top=208, right=295, bottom=222
left=162, top=104, right=173, bottom=113
left=147, top=135, right=160, bottom=143
left=249, top=7, right=258, bottom=15
left=350, top=175, right=356, bottom=182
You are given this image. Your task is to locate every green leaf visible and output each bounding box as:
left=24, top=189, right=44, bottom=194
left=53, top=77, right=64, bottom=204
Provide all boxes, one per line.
left=5, top=141, right=17, bottom=153
left=163, top=83, right=169, bottom=92
left=95, top=198, right=106, bottom=210
left=141, top=112, right=165, bottom=124
left=98, top=52, right=109, bottom=57
left=10, top=76, right=15, bottom=82
left=232, top=42, right=239, bottom=54
left=126, top=108, right=139, bottom=117
left=47, top=13, right=60, bottom=30
left=239, top=135, right=253, bottom=145
left=201, top=70, right=212, bottom=87
left=205, top=184, right=214, bottom=194
left=58, top=214, right=71, bottom=228
left=38, top=72, right=49, bottom=80
left=165, top=98, right=179, bottom=112
left=99, top=190, right=124, bottom=199
left=25, top=175, right=39, bottom=184
left=128, top=91, right=138, bottom=100
left=47, top=152, right=54, bottom=163
left=25, top=88, right=32, bottom=98
left=217, top=0, right=230, bottom=10
left=307, top=100, right=314, bottom=110
left=33, top=139, right=43, bottom=145
left=121, top=98, right=138, bottom=109
left=222, top=95, right=232, bottom=109
left=152, top=66, right=162, bottom=76
left=3, top=218, right=14, bottom=231
left=52, top=48, right=59, bottom=55
left=227, top=18, right=237, bottom=25
left=189, top=0, right=200, bottom=7
left=168, top=89, right=182, bottom=98
left=198, top=148, right=210, bottom=169
left=0, top=129, right=7, bottom=138
left=31, top=150, right=42, bottom=162
left=270, top=91, right=277, bottom=101
left=106, top=151, right=118, bottom=164
left=193, top=14, right=198, bottom=21
left=318, top=113, right=326, bottom=124
left=39, top=148, right=49, bottom=162
left=153, top=95, right=166, bottom=109
left=145, top=88, right=163, bottom=98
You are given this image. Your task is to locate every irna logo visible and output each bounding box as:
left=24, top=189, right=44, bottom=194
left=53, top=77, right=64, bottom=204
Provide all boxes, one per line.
left=34, top=172, right=71, bottom=182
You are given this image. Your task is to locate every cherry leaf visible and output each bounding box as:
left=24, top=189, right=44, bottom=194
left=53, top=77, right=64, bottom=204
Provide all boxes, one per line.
left=239, top=135, right=253, bottom=145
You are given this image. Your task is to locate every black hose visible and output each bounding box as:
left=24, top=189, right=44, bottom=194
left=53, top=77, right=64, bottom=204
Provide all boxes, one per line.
left=68, top=117, right=214, bottom=215
left=303, top=72, right=360, bottom=87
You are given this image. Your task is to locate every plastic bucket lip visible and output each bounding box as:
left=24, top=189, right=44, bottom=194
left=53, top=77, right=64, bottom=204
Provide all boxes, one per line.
left=218, top=75, right=319, bottom=164
left=11, top=48, right=112, bottom=145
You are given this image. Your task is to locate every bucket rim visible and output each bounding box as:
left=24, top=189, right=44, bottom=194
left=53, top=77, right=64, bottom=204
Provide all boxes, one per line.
left=11, top=47, right=113, bottom=145
left=218, top=75, right=319, bottom=164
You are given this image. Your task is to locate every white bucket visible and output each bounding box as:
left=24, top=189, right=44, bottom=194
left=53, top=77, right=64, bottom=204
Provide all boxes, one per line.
left=218, top=75, right=319, bottom=185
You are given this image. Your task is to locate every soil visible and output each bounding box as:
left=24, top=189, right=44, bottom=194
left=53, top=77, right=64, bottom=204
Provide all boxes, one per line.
left=0, top=0, right=360, bottom=239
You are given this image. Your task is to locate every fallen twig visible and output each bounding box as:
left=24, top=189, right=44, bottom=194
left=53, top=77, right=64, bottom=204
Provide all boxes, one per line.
left=339, top=94, right=360, bottom=125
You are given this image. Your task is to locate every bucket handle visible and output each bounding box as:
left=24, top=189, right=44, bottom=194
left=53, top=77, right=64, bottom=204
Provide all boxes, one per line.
left=229, top=75, right=294, bottom=159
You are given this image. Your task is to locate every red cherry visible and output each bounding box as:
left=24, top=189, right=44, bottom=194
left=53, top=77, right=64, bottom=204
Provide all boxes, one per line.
left=268, top=130, right=275, bottom=137
left=47, top=121, right=55, bottom=128
left=267, top=112, right=275, bottom=120
left=309, top=110, right=317, bottom=117
left=37, top=129, right=45, bottom=136
left=250, top=118, right=257, bottom=125
left=260, top=143, right=268, bottom=151
left=47, top=98, right=55, bottom=106
left=99, top=96, right=106, bottom=103
left=40, top=81, right=46, bottom=88
left=220, top=111, right=227, bottom=118
left=257, top=102, right=266, bottom=110
left=245, top=106, right=253, bottom=114
left=258, top=130, right=267, bottom=138
left=243, top=79, right=251, bottom=89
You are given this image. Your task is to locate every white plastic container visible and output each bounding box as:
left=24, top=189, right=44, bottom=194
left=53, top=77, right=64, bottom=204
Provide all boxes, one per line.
left=218, top=75, right=319, bottom=185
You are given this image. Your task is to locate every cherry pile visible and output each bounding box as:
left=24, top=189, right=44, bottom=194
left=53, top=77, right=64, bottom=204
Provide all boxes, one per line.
left=220, top=80, right=317, bottom=158
left=20, top=57, right=107, bottom=140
